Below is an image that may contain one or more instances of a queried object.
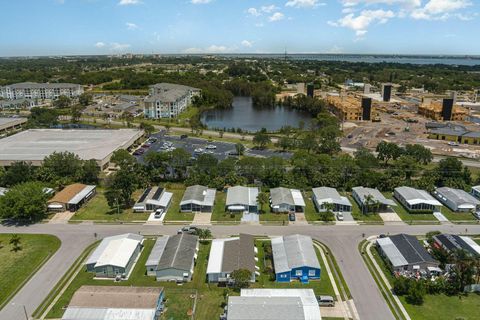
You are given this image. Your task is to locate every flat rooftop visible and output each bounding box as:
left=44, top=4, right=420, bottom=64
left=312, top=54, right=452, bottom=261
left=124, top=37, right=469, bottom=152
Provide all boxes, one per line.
left=0, top=117, right=27, bottom=130
left=0, top=129, right=143, bottom=165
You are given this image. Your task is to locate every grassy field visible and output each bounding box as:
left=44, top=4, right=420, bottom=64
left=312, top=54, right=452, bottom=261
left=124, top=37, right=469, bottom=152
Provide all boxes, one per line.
left=71, top=188, right=150, bottom=222
left=162, top=183, right=194, bottom=222
left=382, top=193, right=437, bottom=222
left=0, top=234, right=60, bottom=309
left=440, top=206, right=476, bottom=221
left=345, top=194, right=383, bottom=222
left=369, top=241, right=480, bottom=320
left=304, top=191, right=322, bottom=222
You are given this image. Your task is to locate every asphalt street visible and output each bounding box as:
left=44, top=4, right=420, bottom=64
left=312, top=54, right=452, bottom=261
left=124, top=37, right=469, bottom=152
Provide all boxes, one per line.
left=2, top=223, right=480, bottom=320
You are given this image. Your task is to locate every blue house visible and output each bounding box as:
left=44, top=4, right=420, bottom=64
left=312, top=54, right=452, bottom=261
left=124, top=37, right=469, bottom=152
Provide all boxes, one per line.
left=271, top=234, right=321, bottom=283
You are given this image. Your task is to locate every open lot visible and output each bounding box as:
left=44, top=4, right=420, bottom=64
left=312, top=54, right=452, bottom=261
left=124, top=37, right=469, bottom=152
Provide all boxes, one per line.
left=0, top=234, right=60, bottom=309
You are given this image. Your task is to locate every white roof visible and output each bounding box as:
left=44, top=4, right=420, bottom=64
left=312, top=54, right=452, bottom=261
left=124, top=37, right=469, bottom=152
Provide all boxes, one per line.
left=471, top=185, right=480, bottom=192
left=291, top=189, right=306, bottom=206
left=146, top=191, right=172, bottom=208
left=352, top=186, right=397, bottom=206
left=62, top=307, right=156, bottom=320
left=145, top=236, right=169, bottom=267
left=271, top=235, right=320, bottom=274
left=461, top=236, right=480, bottom=255
left=180, top=185, right=216, bottom=207
left=394, top=186, right=442, bottom=206
left=312, top=187, right=352, bottom=207
left=95, top=238, right=140, bottom=268
left=226, top=186, right=258, bottom=207
left=206, top=237, right=237, bottom=274
left=69, top=185, right=95, bottom=205
left=434, top=187, right=480, bottom=208
left=86, top=233, right=143, bottom=268
left=376, top=237, right=408, bottom=267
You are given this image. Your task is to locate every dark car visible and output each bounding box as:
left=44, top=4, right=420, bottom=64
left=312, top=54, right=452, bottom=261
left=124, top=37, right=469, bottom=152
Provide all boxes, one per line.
left=133, top=148, right=145, bottom=155
left=180, top=134, right=188, bottom=139
left=142, top=144, right=151, bottom=148
left=288, top=213, right=296, bottom=221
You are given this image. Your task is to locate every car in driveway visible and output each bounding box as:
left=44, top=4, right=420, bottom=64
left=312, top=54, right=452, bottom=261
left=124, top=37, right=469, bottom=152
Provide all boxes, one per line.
left=154, top=209, right=164, bottom=219
left=317, top=295, right=335, bottom=307
left=288, top=213, right=296, bottom=222
left=336, top=212, right=344, bottom=221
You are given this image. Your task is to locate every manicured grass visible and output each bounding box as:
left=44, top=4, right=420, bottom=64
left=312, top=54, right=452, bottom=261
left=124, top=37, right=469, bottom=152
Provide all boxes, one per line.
left=304, top=191, right=323, bottom=222
left=259, top=200, right=289, bottom=222
left=345, top=193, right=383, bottom=222
left=440, top=206, right=476, bottom=221
left=383, top=193, right=437, bottom=222
left=163, top=183, right=194, bottom=222
left=0, top=234, right=61, bottom=309
left=211, top=192, right=241, bottom=222
left=71, top=188, right=150, bottom=222
left=255, top=240, right=336, bottom=297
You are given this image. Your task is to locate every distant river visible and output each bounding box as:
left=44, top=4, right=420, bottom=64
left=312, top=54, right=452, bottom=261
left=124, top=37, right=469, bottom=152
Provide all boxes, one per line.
left=200, top=96, right=311, bottom=132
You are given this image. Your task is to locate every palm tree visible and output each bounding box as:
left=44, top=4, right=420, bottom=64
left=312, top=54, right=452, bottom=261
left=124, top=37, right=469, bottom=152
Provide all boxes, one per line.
left=363, top=194, right=374, bottom=215
left=9, top=234, right=21, bottom=252
left=257, top=192, right=269, bottom=214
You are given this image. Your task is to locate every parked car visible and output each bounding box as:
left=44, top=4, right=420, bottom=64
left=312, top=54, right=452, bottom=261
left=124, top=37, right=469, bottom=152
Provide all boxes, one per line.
left=288, top=213, right=296, bottom=222
left=154, top=209, right=164, bottom=219
left=142, top=144, right=150, bottom=148
left=133, top=149, right=144, bottom=155
left=180, top=134, right=188, bottom=139
left=336, top=212, right=344, bottom=221
left=206, top=144, right=217, bottom=149
left=317, top=295, right=335, bottom=307
left=177, top=226, right=198, bottom=234
left=448, top=141, right=459, bottom=146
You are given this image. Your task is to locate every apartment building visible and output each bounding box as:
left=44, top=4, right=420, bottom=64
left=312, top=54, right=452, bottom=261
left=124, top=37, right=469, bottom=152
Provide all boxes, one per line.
left=143, top=83, right=200, bottom=119
left=418, top=98, right=468, bottom=121
left=0, top=82, right=83, bottom=100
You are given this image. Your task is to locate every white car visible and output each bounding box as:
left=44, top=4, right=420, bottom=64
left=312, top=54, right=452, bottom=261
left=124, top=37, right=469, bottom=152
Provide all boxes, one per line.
left=206, top=144, right=217, bottom=149
left=194, top=148, right=204, bottom=154
left=154, top=209, right=164, bottom=219
left=336, top=212, right=344, bottom=221
left=448, top=141, right=459, bottom=146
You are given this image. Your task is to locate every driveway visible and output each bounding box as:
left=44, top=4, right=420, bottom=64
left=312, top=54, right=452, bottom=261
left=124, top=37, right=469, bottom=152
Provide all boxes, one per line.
left=48, top=211, right=75, bottom=224
left=192, top=212, right=212, bottom=225
left=378, top=211, right=403, bottom=223
left=290, top=212, right=308, bottom=226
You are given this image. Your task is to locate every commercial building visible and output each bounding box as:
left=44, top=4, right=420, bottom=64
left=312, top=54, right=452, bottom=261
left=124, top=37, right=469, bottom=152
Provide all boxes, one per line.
left=352, top=186, right=396, bottom=213
left=271, top=234, right=320, bottom=283
left=0, top=117, right=27, bottom=132
left=418, top=98, right=468, bottom=121
left=312, top=187, right=352, bottom=213
left=132, top=186, right=173, bottom=213
left=143, top=83, right=200, bottom=119
left=206, top=234, right=257, bottom=284
left=225, top=186, right=259, bottom=214
left=393, top=186, right=442, bottom=213
left=0, top=129, right=144, bottom=168
left=427, top=123, right=480, bottom=145
left=180, top=185, right=216, bottom=213
left=432, top=187, right=480, bottom=213
left=376, top=234, right=439, bottom=273
left=86, top=233, right=143, bottom=278
left=433, top=234, right=480, bottom=257
left=62, top=286, right=164, bottom=320
left=270, top=187, right=306, bottom=213
left=0, top=82, right=83, bottom=100
left=224, top=289, right=321, bottom=320
left=145, top=234, right=199, bottom=282
left=47, top=184, right=96, bottom=212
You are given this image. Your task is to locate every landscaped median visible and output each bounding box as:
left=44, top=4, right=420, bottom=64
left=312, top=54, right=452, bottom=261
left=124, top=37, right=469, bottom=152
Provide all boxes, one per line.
left=38, top=234, right=354, bottom=320
left=0, top=234, right=61, bottom=311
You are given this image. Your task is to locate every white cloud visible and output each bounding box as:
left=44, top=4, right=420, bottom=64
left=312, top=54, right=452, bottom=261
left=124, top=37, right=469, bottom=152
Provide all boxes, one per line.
left=411, top=0, right=472, bottom=20
left=241, top=40, right=253, bottom=47
left=247, top=8, right=261, bottom=16
left=126, top=22, right=138, bottom=30
left=261, top=5, right=278, bottom=13
left=269, top=12, right=285, bottom=21
left=285, top=0, right=324, bottom=8
left=110, top=43, right=131, bottom=51
left=118, top=0, right=141, bottom=5
left=329, top=9, right=395, bottom=37
left=191, top=0, right=213, bottom=4
left=94, top=42, right=105, bottom=48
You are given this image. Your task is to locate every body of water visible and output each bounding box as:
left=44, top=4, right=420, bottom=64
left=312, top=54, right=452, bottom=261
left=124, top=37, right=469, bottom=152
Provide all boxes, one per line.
left=200, top=96, right=311, bottom=132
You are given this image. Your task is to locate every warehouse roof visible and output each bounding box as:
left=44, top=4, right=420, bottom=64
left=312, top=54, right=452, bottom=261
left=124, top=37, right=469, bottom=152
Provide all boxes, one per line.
left=226, top=186, right=258, bottom=207
left=180, top=185, right=216, bottom=207
left=434, top=187, right=480, bottom=209
left=227, top=289, right=321, bottom=320
left=270, top=187, right=306, bottom=207
left=146, top=234, right=198, bottom=271
left=271, top=234, right=320, bottom=274
left=312, top=187, right=352, bottom=207
left=352, top=186, right=396, bottom=206
left=0, top=129, right=143, bottom=165
left=394, top=186, right=442, bottom=206
left=86, top=233, right=143, bottom=268
left=207, top=234, right=255, bottom=274
left=433, top=234, right=480, bottom=257
left=377, top=234, right=437, bottom=267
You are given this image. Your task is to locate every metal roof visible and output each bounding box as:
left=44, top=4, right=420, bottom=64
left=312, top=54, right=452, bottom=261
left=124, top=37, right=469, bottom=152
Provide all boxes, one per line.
left=180, top=185, right=216, bottom=207
left=271, top=235, right=320, bottom=274
left=434, top=187, right=480, bottom=209
left=394, top=186, right=442, bottom=206
left=227, top=289, right=321, bottom=320
left=433, top=234, right=480, bottom=257
left=312, top=187, right=352, bottom=207
left=226, top=186, right=258, bottom=207
left=86, top=233, right=143, bottom=268
left=352, top=187, right=397, bottom=206
left=62, top=307, right=156, bottom=320
left=4, top=82, right=81, bottom=89
left=270, top=188, right=306, bottom=207
left=376, top=237, right=408, bottom=267
left=378, top=234, right=437, bottom=267
left=206, top=234, right=255, bottom=274
left=147, top=234, right=198, bottom=271
left=145, top=236, right=169, bottom=267
left=69, top=185, right=95, bottom=205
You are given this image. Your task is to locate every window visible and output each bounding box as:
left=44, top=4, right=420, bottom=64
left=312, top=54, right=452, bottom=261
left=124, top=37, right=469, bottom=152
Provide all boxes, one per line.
left=308, top=270, right=316, bottom=276
left=295, top=270, right=302, bottom=276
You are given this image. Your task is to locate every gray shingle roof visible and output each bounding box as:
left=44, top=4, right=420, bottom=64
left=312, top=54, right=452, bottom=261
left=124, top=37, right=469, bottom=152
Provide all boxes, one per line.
left=312, top=187, right=351, bottom=207
left=222, top=234, right=256, bottom=273
left=270, top=187, right=305, bottom=207
left=352, top=186, right=396, bottom=206
left=157, top=233, right=198, bottom=271
left=180, top=185, right=216, bottom=206
left=434, top=187, right=480, bottom=207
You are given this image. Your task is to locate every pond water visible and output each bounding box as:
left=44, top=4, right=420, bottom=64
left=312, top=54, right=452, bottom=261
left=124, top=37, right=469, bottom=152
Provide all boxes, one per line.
left=200, top=96, right=311, bottom=132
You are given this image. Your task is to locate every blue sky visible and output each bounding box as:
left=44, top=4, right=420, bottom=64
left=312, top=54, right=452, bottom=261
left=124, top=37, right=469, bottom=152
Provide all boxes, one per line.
left=1, top=0, right=479, bottom=56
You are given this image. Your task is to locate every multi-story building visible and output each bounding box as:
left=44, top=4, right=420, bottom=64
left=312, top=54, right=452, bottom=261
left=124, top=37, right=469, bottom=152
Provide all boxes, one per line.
left=143, top=83, right=200, bottom=119
left=418, top=98, right=468, bottom=121
left=326, top=95, right=364, bottom=121
left=0, top=82, right=83, bottom=100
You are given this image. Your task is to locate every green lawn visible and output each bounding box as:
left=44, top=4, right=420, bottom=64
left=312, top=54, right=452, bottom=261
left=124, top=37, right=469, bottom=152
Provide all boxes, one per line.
left=0, top=234, right=60, bottom=309
left=254, top=240, right=336, bottom=298
left=211, top=191, right=242, bottom=222
left=259, top=200, right=289, bottom=222
left=162, top=183, right=194, bottom=222
left=71, top=188, right=150, bottom=222
left=370, top=241, right=480, bottom=320
left=440, top=206, right=476, bottom=221
left=304, top=191, right=322, bottom=222
left=382, top=193, right=437, bottom=222
left=345, top=194, right=383, bottom=222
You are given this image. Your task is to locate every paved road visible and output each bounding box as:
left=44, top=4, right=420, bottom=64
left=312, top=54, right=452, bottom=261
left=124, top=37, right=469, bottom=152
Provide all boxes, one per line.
left=2, top=223, right=480, bottom=320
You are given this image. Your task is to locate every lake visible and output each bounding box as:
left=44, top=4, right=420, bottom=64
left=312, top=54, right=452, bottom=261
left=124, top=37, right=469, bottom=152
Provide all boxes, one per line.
left=200, top=96, right=311, bottom=132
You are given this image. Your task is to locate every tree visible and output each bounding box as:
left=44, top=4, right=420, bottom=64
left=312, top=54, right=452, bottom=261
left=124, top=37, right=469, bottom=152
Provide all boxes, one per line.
left=28, top=107, right=58, bottom=128
left=320, top=202, right=335, bottom=222
left=405, top=281, right=425, bottom=305
left=1, top=161, right=35, bottom=187
left=105, top=166, right=139, bottom=208
left=230, top=269, right=252, bottom=290
left=257, top=192, right=269, bottom=214
left=253, top=130, right=271, bottom=149
left=53, top=95, right=71, bottom=109
left=9, top=234, right=22, bottom=252
left=404, top=144, right=433, bottom=165
left=81, top=159, right=100, bottom=184
left=194, top=228, right=212, bottom=242
left=111, top=149, right=136, bottom=168
left=139, top=122, right=155, bottom=136
left=235, top=143, right=245, bottom=156
left=0, top=182, right=48, bottom=222
left=376, top=141, right=403, bottom=165
left=277, top=136, right=293, bottom=151
left=395, top=155, right=419, bottom=180
left=70, top=105, right=84, bottom=123
left=354, top=147, right=379, bottom=169
left=79, top=93, right=93, bottom=106
left=41, top=152, right=83, bottom=185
